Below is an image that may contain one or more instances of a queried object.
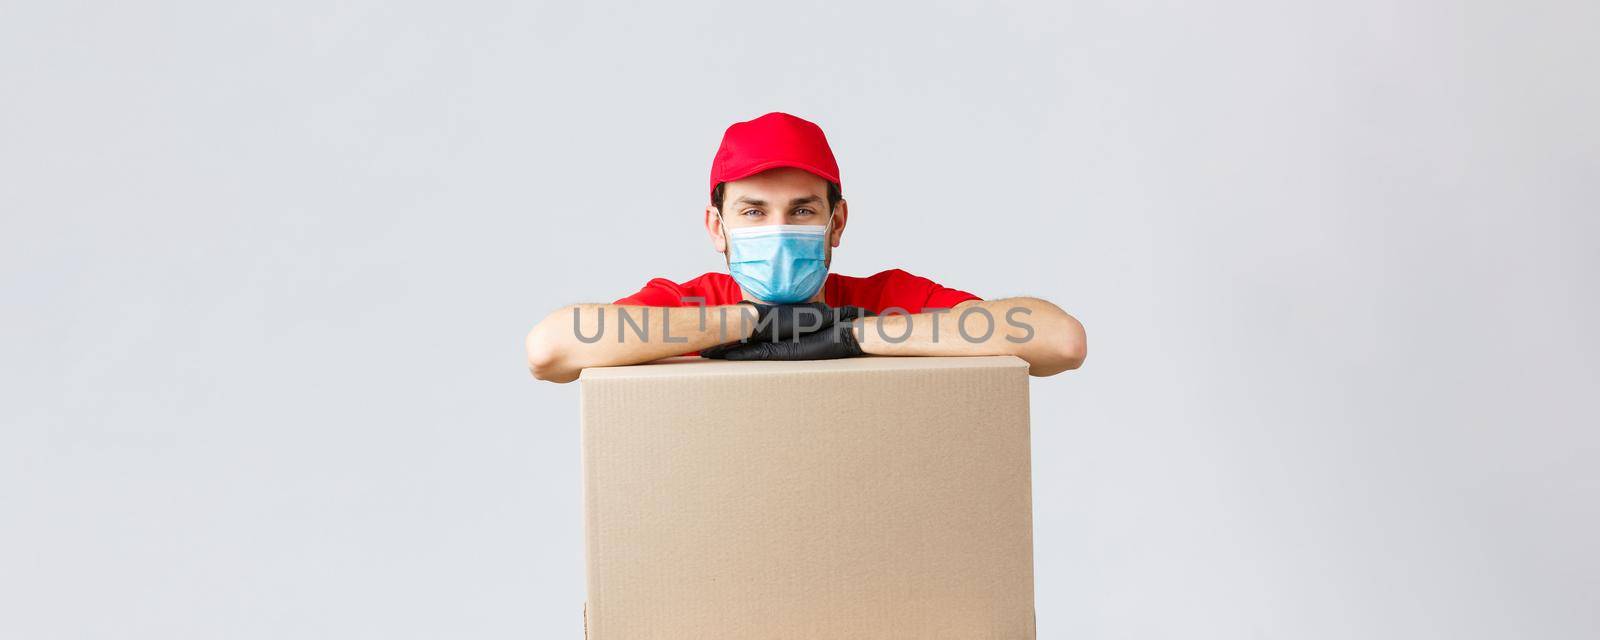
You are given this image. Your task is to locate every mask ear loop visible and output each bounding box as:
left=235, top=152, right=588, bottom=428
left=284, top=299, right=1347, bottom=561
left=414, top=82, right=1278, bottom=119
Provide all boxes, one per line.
left=716, top=209, right=732, bottom=268
left=817, top=208, right=837, bottom=302
left=714, top=209, right=752, bottom=338
left=824, top=205, right=839, bottom=253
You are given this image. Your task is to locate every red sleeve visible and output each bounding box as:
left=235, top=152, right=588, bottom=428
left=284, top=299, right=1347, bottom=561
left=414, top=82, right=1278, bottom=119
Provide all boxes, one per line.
left=612, top=278, right=690, bottom=306
left=923, top=280, right=982, bottom=310
left=892, top=269, right=981, bottom=311
left=862, top=269, right=981, bottom=313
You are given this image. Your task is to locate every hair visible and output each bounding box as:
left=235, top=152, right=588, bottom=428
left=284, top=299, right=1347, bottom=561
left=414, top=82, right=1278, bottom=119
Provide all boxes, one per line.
left=712, top=179, right=843, bottom=213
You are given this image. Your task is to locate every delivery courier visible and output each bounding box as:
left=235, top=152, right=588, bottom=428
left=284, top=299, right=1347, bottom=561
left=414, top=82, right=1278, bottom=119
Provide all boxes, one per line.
left=525, top=112, right=1087, bottom=381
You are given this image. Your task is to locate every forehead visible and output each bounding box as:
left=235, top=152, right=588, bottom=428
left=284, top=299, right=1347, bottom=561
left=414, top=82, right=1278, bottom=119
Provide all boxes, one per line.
left=722, top=167, right=828, bottom=203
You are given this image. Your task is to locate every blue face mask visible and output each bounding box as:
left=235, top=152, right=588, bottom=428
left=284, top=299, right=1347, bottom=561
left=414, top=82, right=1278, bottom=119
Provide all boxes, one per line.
left=722, top=220, right=831, bottom=304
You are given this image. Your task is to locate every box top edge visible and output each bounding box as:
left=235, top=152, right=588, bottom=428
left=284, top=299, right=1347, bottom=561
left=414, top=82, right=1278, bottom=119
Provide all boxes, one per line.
left=578, top=355, right=1027, bottom=381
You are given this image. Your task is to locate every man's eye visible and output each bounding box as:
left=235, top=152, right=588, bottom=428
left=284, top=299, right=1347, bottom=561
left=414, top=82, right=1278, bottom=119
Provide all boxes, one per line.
left=741, top=209, right=763, bottom=217
left=793, top=208, right=814, bottom=216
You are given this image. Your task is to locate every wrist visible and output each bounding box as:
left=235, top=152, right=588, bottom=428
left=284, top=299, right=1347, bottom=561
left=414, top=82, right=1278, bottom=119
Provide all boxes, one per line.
left=851, top=316, right=899, bottom=355
left=732, top=304, right=759, bottom=340
left=842, top=320, right=868, bottom=357
left=845, top=317, right=884, bottom=355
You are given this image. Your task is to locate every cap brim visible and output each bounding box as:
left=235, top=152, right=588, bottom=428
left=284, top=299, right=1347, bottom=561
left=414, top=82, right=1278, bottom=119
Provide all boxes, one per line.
left=714, top=160, right=840, bottom=198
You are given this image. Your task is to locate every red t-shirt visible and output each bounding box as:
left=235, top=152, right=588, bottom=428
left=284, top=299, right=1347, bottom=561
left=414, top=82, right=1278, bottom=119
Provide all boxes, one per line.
left=612, top=268, right=981, bottom=313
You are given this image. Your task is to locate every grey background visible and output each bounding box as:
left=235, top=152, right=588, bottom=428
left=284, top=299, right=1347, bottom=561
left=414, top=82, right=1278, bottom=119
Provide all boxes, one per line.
left=3, top=1, right=1596, bottom=638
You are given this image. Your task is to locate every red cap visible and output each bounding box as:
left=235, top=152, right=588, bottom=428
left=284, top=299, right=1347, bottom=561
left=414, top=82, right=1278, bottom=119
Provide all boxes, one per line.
left=709, top=112, right=840, bottom=204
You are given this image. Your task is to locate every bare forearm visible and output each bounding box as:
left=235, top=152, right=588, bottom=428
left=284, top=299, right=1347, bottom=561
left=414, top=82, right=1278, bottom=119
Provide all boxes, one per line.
left=855, top=297, right=1086, bottom=376
left=526, top=304, right=754, bottom=383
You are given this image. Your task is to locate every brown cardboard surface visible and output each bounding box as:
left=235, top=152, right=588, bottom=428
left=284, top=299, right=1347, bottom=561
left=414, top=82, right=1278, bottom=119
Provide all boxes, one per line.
left=580, top=355, right=1036, bottom=639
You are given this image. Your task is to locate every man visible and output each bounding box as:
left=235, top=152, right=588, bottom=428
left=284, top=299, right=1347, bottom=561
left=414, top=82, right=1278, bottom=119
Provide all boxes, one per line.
left=526, top=112, right=1086, bottom=383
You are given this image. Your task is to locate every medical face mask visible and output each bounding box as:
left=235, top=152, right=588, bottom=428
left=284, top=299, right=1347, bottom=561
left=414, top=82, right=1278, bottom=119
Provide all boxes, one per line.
left=722, top=217, right=832, bottom=304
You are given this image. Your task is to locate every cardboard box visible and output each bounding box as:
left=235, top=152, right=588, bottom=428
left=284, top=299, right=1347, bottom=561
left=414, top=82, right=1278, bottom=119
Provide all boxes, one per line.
left=579, top=356, right=1036, bottom=639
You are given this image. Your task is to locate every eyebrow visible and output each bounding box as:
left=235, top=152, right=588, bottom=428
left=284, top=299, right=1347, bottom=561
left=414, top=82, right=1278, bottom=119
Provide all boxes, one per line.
left=733, top=195, right=824, bottom=207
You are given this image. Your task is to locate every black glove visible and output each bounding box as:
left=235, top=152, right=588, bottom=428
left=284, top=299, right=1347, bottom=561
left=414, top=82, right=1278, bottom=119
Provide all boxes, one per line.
left=738, top=301, right=835, bottom=343
left=703, top=306, right=874, bottom=361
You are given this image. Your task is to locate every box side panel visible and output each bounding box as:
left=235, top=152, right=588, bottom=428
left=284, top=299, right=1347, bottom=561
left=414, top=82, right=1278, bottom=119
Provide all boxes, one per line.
left=584, top=363, right=1034, bottom=639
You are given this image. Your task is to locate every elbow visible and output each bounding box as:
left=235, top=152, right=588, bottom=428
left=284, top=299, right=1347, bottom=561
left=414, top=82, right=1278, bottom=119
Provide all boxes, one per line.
left=1057, top=330, right=1086, bottom=371
left=1030, top=336, right=1085, bottom=377
left=525, top=315, right=576, bottom=383
left=1054, top=315, right=1087, bottom=372
left=1022, top=301, right=1086, bottom=376
left=1054, top=309, right=1087, bottom=371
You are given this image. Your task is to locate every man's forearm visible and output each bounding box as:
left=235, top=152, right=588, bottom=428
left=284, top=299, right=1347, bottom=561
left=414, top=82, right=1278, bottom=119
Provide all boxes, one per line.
left=526, top=304, right=755, bottom=383
left=854, top=297, right=1086, bottom=376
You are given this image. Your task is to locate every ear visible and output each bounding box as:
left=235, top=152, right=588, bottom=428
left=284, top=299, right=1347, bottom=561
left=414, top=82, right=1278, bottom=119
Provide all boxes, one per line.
left=828, top=199, right=848, bottom=248
left=705, top=204, right=728, bottom=254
